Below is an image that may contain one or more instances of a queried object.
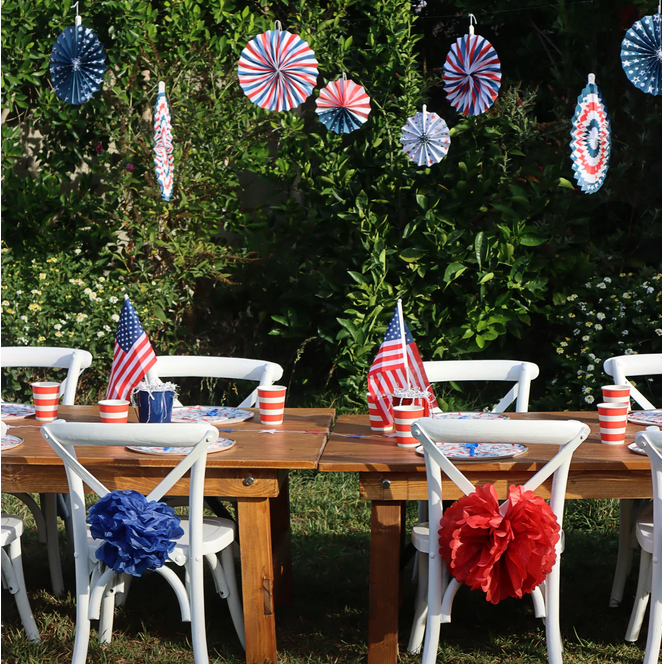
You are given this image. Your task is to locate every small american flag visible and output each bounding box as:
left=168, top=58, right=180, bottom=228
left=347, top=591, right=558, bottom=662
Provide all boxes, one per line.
left=106, top=297, right=157, bottom=400
left=367, top=305, right=437, bottom=424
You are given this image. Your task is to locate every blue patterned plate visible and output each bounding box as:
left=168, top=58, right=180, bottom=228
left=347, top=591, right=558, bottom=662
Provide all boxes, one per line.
left=1, top=403, right=35, bottom=418
left=170, top=406, right=253, bottom=424
left=415, top=442, right=527, bottom=460
left=431, top=412, right=508, bottom=420
left=127, top=437, right=236, bottom=455
left=1, top=435, right=24, bottom=451
left=628, top=410, right=662, bottom=426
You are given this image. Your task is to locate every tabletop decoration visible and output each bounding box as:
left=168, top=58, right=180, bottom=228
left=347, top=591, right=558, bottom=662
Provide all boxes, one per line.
left=1, top=404, right=35, bottom=418
left=570, top=73, right=611, bottom=194
left=127, top=437, right=236, bottom=455
left=238, top=21, right=318, bottom=112
left=50, top=15, right=106, bottom=105
left=1, top=435, right=24, bottom=451
left=439, top=483, right=560, bottom=604
left=415, top=442, right=527, bottom=460
left=87, top=489, right=184, bottom=577
left=131, top=380, right=178, bottom=423
left=628, top=442, right=647, bottom=456
left=153, top=81, right=174, bottom=201
left=315, top=73, right=371, bottom=133
left=620, top=10, right=662, bottom=96
left=431, top=412, right=508, bottom=420
left=442, top=14, right=501, bottom=116
left=400, top=105, right=451, bottom=167
left=170, top=405, right=254, bottom=424
left=628, top=409, right=662, bottom=426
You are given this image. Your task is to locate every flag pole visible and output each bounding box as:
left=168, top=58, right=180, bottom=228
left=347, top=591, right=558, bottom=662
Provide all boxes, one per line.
left=397, top=298, right=410, bottom=389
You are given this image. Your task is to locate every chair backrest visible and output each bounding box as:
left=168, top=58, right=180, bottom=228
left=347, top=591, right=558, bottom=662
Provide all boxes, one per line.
left=146, top=355, right=284, bottom=407
left=1, top=346, right=93, bottom=405
left=636, top=428, right=662, bottom=534
left=422, top=360, right=540, bottom=412
left=603, top=353, right=662, bottom=410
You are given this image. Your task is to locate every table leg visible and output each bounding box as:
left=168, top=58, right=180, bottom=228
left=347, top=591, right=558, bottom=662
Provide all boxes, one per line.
left=270, top=471, right=292, bottom=608
left=368, top=500, right=404, bottom=664
left=42, top=493, right=65, bottom=598
left=237, top=497, right=278, bottom=664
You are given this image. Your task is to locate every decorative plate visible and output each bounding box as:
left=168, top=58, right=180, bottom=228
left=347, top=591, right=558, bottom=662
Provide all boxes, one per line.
left=127, top=437, right=236, bottom=455
left=627, top=442, right=646, bottom=456
left=431, top=412, right=509, bottom=420
left=170, top=406, right=254, bottom=424
left=1, top=404, right=35, bottom=418
left=628, top=410, right=662, bottom=426
left=415, top=442, right=527, bottom=460
left=1, top=435, right=24, bottom=451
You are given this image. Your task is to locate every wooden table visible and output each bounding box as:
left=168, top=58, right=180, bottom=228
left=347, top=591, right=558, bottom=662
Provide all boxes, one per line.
left=319, top=411, right=654, bottom=664
left=1, top=405, right=335, bottom=664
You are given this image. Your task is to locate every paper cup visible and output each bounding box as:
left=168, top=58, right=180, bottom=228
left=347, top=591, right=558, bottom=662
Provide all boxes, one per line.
left=31, top=381, right=61, bottom=423
left=258, top=385, right=287, bottom=425
left=601, top=385, right=631, bottom=411
left=393, top=404, right=425, bottom=448
left=597, top=402, right=629, bottom=445
left=367, top=393, right=393, bottom=432
left=98, top=399, right=130, bottom=423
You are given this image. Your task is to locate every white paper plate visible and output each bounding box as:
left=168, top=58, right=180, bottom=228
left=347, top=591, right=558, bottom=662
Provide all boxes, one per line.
left=1, top=403, right=35, bottom=418
left=415, top=442, right=527, bottom=460
left=1, top=435, right=24, bottom=451
left=628, top=410, right=662, bottom=426
left=431, top=412, right=509, bottom=420
left=170, top=406, right=254, bottom=424
left=628, top=442, right=647, bottom=456
left=127, top=437, right=236, bottom=455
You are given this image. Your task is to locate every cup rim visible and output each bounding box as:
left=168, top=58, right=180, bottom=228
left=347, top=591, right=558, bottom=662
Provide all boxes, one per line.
left=258, top=385, right=287, bottom=391
left=601, top=384, right=630, bottom=391
left=393, top=404, right=425, bottom=413
left=98, top=399, right=130, bottom=406
left=31, top=381, right=60, bottom=388
left=597, top=402, right=629, bottom=409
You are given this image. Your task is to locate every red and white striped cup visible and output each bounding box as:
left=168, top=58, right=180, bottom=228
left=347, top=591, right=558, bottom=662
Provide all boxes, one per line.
left=597, top=402, right=629, bottom=445
left=31, top=382, right=61, bottom=423
left=258, top=385, right=287, bottom=425
left=393, top=404, right=425, bottom=448
left=367, top=393, right=393, bottom=432
left=601, top=385, right=631, bottom=411
left=98, top=399, right=130, bottom=423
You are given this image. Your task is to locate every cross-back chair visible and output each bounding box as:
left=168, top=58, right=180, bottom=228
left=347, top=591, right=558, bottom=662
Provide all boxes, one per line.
left=407, top=417, right=590, bottom=664
left=40, top=421, right=245, bottom=664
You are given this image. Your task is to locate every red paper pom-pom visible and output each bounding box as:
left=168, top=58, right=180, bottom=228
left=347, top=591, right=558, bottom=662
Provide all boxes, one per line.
left=439, top=484, right=560, bottom=604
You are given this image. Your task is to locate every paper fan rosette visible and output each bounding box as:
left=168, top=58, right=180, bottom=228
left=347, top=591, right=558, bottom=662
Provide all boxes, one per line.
left=620, top=11, right=662, bottom=96
left=49, top=17, right=106, bottom=105
left=315, top=74, right=371, bottom=134
left=238, top=22, right=318, bottom=112
left=400, top=105, right=451, bottom=167
left=153, top=83, right=174, bottom=201
left=443, top=20, right=501, bottom=116
left=570, top=74, right=611, bottom=194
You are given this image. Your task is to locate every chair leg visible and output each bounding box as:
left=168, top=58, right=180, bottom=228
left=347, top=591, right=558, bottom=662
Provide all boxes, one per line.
left=42, top=493, right=65, bottom=598
left=544, top=564, right=563, bottom=664
left=98, top=576, right=118, bottom=644
left=7, top=538, right=40, bottom=642
left=10, top=493, right=47, bottom=544
left=408, top=551, right=428, bottom=654
left=188, top=553, right=209, bottom=664
left=610, top=499, right=637, bottom=607
left=643, top=551, right=661, bottom=664
left=626, top=550, right=652, bottom=642
left=220, top=547, right=246, bottom=650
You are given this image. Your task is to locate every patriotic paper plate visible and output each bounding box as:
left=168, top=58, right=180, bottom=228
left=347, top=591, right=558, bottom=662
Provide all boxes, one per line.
left=431, top=412, right=508, bottom=420
left=127, top=437, right=236, bottom=455
left=1, top=435, right=24, bottom=451
left=415, top=442, right=527, bottom=460
left=170, top=406, right=254, bottom=424
left=627, top=442, right=647, bottom=456
left=628, top=409, right=662, bottom=426
left=1, top=404, right=35, bottom=418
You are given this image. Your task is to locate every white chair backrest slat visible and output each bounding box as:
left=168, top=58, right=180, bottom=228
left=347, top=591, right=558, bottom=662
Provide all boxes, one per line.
left=604, top=354, right=662, bottom=411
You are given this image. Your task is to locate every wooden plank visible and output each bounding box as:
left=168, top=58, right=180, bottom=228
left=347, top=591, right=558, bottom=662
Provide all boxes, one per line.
left=271, top=471, right=292, bottom=608
left=368, top=501, right=403, bottom=664
left=237, top=497, right=278, bottom=664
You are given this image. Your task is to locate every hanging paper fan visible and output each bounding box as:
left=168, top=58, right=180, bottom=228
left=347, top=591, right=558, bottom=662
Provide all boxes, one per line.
left=238, top=22, right=318, bottom=112
left=570, top=74, right=611, bottom=194
left=443, top=23, right=501, bottom=116
left=400, top=106, right=451, bottom=167
left=620, top=12, right=662, bottom=96
left=153, top=84, right=174, bottom=202
left=50, top=19, right=106, bottom=105
left=315, top=75, right=371, bottom=133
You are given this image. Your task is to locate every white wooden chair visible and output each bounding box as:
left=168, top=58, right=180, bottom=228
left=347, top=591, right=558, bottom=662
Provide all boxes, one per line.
left=1, top=346, right=93, bottom=598
left=40, top=421, right=245, bottom=664
left=624, top=428, right=662, bottom=664
left=1, top=514, right=40, bottom=642
left=146, top=355, right=284, bottom=408
left=407, top=417, right=589, bottom=663
left=604, top=353, right=662, bottom=608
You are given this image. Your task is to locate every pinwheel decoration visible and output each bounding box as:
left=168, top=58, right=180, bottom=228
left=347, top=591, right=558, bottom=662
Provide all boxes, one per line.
left=620, top=11, right=662, bottom=96
left=315, top=74, right=371, bottom=133
left=442, top=17, right=501, bottom=116
left=153, top=83, right=174, bottom=202
left=400, top=105, right=451, bottom=167
left=238, top=22, right=318, bottom=112
left=570, top=74, right=611, bottom=194
left=49, top=18, right=106, bottom=105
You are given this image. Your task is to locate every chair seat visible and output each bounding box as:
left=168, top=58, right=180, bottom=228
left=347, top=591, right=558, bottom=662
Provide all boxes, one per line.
left=1, top=514, right=24, bottom=547
left=87, top=516, right=236, bottom=566
left=635, top=505, right=654, bottom=553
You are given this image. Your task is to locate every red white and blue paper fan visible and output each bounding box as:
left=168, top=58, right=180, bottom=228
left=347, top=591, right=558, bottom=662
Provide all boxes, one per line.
left=443, top=20, right=501, bottom=116
left=400, top=105, right=451, bottom=167
left=570, top=74, right=611, bottom=194
left=620, top=12, right=662, bottom=96
left=49, top=17, right=106, bottom=105
left=315, top=74, right=371, bottom=133
left=238, top=22, right=318, bottom=112
left=153, top=83, right=174, bottom=202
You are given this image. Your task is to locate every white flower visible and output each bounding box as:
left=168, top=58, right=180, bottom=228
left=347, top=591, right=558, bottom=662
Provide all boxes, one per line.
left=595, top=324, right=603, bottom=330
left=586, top=364, right=594, bottom=371
left=597, top=312, right=606, bottom=320
left=55, top=331, right=63, bottom=338
left=604, top=277, right=611, bottom=283
left=39, top=273, right=47, bottom=280
left=582, top=386, right=592, bottom=393
left=567, top=294, right=578, bottom=301
left=589, top=353, right=597, bottom=360
left=582, top=335, right=590, bottom=341
left=88, top=292, right=98, bottom=301
left=646, top=286, right=654, bottom=294
left=655, top=329, right=662, bottom=337
left=556, top=347, right=564, bottom=354
left=74, top=248, right=82, bottom=255
left=550, top=378, right=557, bottom=385
left=596, top=282, right=606, bottom=289
left=624, top=348, right=635, bottom=355
left=1, top=300, right=8, bottom=306
left=560, top=341, right=568, bottom=347
left=20, top=315, right=28, bottom=322
left=622, top=292, right=631, bottom=299
left=16, top=290, right=22, bottom=295
left=577, top=370, right=585, bottom=376
left=98, top=276, right=105, bottom=283
left=108, top=296, right=118, bottom=304
left=76, top=313, right=88, bottom=322
left=17, top=337, right=28, bottom=344
left=574, top=329, right=581, bottom=335
left=30, top=289, right=41, bottom=295
left=111, top=314, right=120, bottom=322
left=584, top=395, right=595, bottom=404
left=103, top=325, right=111, bottom=332
left=622, top=329, right=629, bottom=336
left=84, top=288, right=92, bottom=295
left=54, top=323, right=62, bottom=330
left=97, top=331, right=105, bottom=337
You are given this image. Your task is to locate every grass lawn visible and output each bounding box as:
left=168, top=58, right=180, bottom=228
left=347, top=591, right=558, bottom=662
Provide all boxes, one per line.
left=0, top=472, right=650, bottom=663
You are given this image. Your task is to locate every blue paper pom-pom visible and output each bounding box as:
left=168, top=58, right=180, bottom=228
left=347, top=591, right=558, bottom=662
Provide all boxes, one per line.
left=87, top=490, right=184, bottom=576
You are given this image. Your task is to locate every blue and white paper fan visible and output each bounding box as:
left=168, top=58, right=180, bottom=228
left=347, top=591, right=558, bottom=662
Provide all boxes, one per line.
left=620, top=11, right=662, bottom=96
left=400, top=105, right=451, bottom=167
